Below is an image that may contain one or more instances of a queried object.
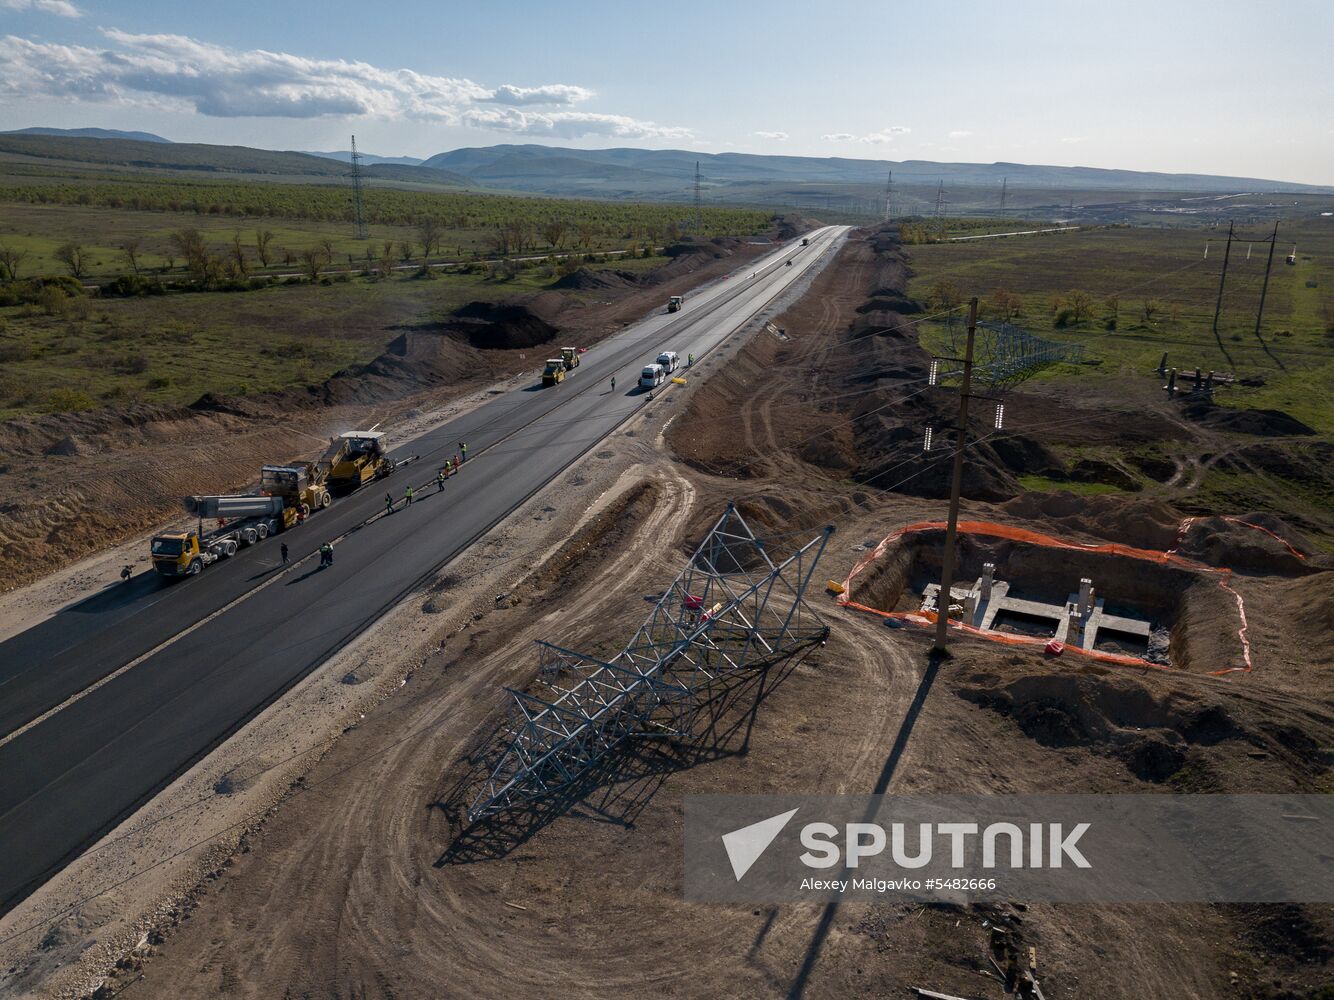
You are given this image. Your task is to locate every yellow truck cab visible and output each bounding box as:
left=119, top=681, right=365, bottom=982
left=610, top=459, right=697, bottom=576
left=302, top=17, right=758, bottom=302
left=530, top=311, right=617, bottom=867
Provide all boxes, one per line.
left=560, top=347, right=580, bottom=371
left=151, top=530, right=205, bottom=577
left=542, top=359, right=566, bottom=386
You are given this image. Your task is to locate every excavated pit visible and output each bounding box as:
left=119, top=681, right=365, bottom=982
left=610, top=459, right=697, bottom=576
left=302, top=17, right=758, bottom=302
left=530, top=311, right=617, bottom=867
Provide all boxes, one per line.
left=849, top=528, right=1243, bottom=671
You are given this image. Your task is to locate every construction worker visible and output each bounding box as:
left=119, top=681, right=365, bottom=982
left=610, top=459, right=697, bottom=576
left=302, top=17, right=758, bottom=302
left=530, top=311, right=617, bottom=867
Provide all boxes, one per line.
left=385, top=492, right=394, bottom=515
left=436, top=468, right=446, bottom=492
left=454, top=453, right=461, bottom=471
left=280, top=543, right=289, bottom=565
left=610, top=376, right=616, bottom=392
left=687, top=353, right=694, bottom=367
left=319, top=542, right=333, bottom=567
left=405, top=484, right=415, bottom=505
left=459, top=441, right=468, bottom=462
left=120, top=565, right=132, bottom=584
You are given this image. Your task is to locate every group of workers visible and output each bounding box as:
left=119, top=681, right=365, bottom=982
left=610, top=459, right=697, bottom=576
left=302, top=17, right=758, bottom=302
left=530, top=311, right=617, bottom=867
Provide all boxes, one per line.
left=384, top=441, right=468, bottom=517
left=307, top=440, right=471, bottom=573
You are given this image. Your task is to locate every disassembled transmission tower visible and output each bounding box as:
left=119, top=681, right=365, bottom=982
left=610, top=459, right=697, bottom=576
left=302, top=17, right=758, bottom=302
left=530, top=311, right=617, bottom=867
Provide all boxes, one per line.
left=468, top=505, right=832, bottom=822
left=349, top=134, right=368, bottom=240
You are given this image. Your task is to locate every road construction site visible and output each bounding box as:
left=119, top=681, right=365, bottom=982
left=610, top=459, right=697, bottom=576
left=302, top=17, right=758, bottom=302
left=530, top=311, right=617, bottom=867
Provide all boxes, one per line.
left=2, top=223, right=1332, bottom=1000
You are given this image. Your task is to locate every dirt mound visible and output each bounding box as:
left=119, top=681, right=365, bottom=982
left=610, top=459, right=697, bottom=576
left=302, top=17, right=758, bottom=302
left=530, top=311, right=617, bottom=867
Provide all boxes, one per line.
left=549, top=268, right=640, bottom=291
left=773, top=215, right=821, bottom=241
left=958, top=671, right=1254, bottom=782
left=1175, top=514, right=1321, bottom=575
left=445, top=294, right=564, bottom=350
left=1181, top=402, right=1316, bottom=437
left=0, top=402, right=216, bottom=458
left=661, top=237, right=742, bottom=260
left=1000, top=493, right=1183, bottom=548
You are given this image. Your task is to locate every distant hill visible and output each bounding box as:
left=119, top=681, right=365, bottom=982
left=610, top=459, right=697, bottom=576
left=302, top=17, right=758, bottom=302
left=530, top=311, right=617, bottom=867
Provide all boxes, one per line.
left=425, top=144, right=1332, bottom=198
left=0, top=133, right=472, bottom=187
left=1, top=126, right=172, bottom=144
left=303, top=150, right=425, bottom=167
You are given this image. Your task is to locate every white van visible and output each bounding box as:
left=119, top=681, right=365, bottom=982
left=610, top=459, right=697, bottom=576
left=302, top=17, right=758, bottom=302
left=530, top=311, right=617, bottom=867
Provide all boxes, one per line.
left=656, top=351, right=679, bottom=373
left=639, top=363, right=666, bottom=389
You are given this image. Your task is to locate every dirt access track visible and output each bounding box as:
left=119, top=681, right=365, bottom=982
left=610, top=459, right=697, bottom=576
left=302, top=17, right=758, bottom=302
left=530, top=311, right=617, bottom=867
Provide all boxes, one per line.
left=6, top=225, right=1333, bottom=1000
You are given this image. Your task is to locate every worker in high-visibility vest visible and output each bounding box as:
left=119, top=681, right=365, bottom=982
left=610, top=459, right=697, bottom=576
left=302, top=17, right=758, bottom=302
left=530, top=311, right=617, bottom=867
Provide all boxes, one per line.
left=436, top=469, right=447, bottom=492
left=405, top=485, right=415, bottom=505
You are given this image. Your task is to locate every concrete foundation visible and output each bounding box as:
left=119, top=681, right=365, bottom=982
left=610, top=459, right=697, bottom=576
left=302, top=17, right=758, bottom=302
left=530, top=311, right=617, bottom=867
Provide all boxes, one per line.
left=921, top=571, right=1151, bottom=653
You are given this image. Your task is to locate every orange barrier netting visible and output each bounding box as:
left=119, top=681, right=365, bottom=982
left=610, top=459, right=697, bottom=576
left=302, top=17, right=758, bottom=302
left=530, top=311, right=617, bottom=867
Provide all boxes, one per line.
left=831, top=518, right=1304, bottom=676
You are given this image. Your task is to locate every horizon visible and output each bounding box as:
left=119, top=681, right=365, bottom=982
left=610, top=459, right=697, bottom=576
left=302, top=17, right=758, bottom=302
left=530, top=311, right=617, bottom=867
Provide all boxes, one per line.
left=1, top=0, right=1331, bottom=186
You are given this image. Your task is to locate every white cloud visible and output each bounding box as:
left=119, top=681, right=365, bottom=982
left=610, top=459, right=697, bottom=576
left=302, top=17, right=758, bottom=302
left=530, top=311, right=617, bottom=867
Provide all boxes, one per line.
left=947, top=129, right=973, bottom=139
left=822, top=126, right=910, bottom=144
left=0, top=0, right=81, bottom=17
left=482, top=83, right=593, bottom=107
left=0, top=30, right=686, bottom=139
left=462, top=106, right=691, bottom=140
left=753, top=130, right=789, bottom=141
left=1061, top=136, right=1086, bottom=144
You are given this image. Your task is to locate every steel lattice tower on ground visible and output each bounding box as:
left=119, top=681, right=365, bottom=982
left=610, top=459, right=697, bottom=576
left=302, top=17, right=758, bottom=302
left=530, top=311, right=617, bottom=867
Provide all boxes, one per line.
left=468, top=505, right=832, bottom=822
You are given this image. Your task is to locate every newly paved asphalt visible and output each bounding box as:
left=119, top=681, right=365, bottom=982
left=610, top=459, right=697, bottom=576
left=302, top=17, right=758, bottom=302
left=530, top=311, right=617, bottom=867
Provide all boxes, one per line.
left=0, top=226, right=847, bottom=914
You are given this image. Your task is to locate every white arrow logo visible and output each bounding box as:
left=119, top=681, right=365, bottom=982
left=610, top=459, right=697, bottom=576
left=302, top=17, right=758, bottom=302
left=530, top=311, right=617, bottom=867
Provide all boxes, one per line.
left=721, top=808, right=799, bottom=881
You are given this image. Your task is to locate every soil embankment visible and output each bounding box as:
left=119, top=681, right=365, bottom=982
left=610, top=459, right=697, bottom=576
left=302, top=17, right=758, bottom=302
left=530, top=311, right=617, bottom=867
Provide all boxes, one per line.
left=0, top=237, right=770, bottom=590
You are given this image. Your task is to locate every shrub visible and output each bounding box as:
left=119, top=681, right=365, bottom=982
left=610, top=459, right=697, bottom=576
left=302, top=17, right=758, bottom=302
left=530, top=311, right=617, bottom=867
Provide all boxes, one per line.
left=103, top=274, right=165, bottom=297
left=115, top=353, right=150, bottom=375
left=46, top=387, right=97, bottom=412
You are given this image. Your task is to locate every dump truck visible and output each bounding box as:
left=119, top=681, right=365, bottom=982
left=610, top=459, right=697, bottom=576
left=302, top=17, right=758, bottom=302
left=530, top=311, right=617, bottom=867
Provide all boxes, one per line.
left=801, top=237, right=810, bottom=246
left=151, top=493, right=287, bottom=578
left=325, top=430, right=396, bottom=492
left=667, top=295, right=684, bottom=313
left=542, top=358, right=566, bottom=386
left=560, top=346, right=580, bottom=371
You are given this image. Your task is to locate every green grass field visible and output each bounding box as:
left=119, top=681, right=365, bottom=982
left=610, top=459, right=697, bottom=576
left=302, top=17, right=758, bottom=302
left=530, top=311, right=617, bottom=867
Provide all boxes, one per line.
left=0, top=265, right=599, bottom=419
left=908, top=214, right=1334, bottom=431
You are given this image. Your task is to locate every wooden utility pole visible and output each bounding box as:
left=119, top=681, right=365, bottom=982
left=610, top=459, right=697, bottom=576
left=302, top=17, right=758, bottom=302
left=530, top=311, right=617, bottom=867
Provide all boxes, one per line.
left=1253, top=221, right=1278, bottom=341
left=1211, top=221, right=1234, bottom=339
left=933, top=298, right=978, bottom=655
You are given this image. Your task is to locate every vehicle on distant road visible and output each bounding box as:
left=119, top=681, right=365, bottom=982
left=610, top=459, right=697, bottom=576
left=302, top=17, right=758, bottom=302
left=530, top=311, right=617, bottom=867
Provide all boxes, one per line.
left=560, top=346, right=581, bottom=371
left=667, top=295, right=684, bottom=313
left=639, top=363, right=666, bottom=389
left=656, top=350, right=679, bottom=373
left=801, top=237, right=810, bottom=246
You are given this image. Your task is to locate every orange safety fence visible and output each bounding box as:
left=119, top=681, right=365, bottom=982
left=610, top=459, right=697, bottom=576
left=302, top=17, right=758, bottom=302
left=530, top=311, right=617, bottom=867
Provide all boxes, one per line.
left=830, top=517, right=1309, bottom=677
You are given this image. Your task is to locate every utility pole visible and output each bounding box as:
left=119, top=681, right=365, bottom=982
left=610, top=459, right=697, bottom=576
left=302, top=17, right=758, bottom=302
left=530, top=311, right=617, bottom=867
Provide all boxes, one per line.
left=1000, top=176, right=1007, bottom=214
left=933, top=298, right=978, bottom=655
left=1253, top=222, right=1279, bottom=341
left=883, top=170, right=894, bottom=221
left=1211, top=221, right=1235, bottom=340
left=349, top=135, right=368, bottom=240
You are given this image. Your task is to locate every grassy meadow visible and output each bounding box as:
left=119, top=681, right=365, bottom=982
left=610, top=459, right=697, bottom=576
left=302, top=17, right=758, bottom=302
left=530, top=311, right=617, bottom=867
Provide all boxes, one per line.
left=907, top=214, right=1334, bottom=431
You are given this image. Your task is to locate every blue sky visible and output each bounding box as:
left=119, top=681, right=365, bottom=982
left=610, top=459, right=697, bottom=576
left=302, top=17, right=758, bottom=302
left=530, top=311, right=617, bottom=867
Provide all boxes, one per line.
left=1, top=0, right=1330, bottom=183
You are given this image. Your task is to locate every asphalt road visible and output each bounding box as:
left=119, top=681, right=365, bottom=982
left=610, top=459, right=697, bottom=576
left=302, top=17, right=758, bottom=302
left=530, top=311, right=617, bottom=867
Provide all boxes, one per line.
left=0, top=226, right=848, bottom=915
